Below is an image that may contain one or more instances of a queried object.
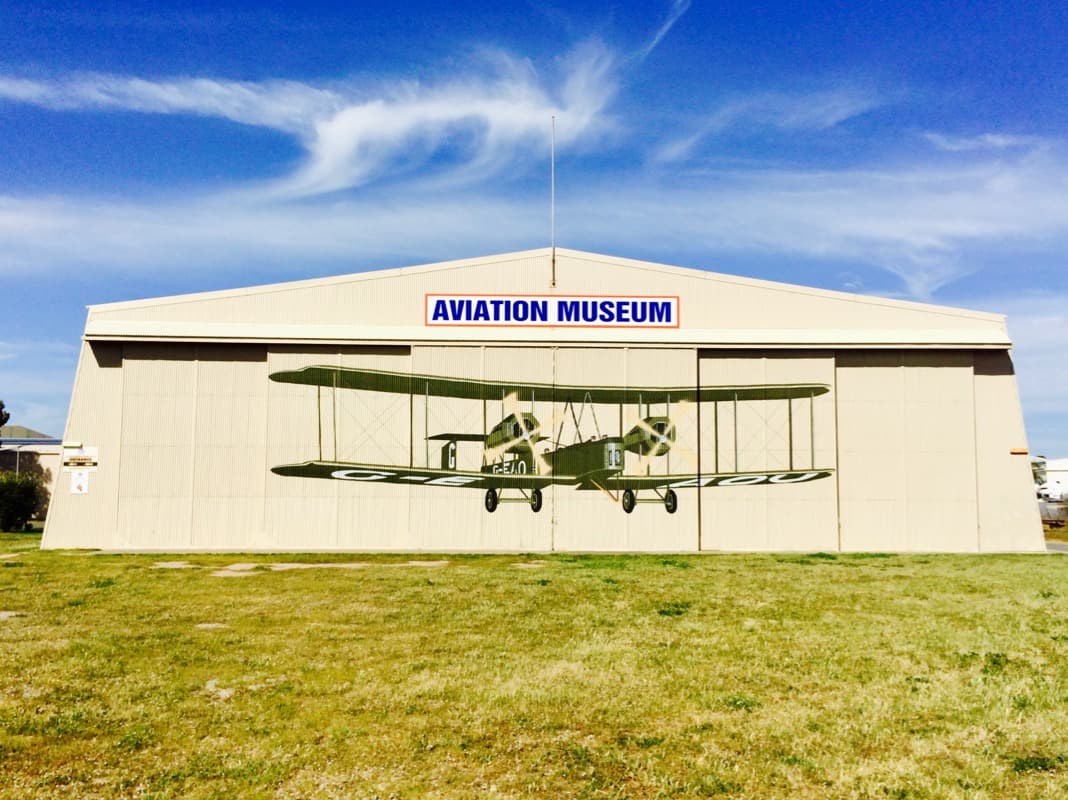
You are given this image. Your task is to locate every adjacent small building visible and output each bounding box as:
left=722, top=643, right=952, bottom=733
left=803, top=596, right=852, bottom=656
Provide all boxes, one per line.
left=43, top=249, right=1044, bottom=552
left=0, top=425, right=61, bottom=482
left=1042, top=458, right=1068, bottom=501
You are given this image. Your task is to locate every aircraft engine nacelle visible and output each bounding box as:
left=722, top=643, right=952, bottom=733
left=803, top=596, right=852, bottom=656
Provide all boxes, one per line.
left=623, top=416, right=676, bottom=456
left=485, top=412, right=541, bottom=454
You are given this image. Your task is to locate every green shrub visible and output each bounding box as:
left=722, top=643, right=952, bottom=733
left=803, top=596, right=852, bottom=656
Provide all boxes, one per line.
left=0, top=472, right=44, bottom=531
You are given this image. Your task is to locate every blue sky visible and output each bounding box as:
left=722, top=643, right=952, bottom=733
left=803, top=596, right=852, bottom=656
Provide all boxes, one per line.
left=1, top=1, right=1066, bottom=455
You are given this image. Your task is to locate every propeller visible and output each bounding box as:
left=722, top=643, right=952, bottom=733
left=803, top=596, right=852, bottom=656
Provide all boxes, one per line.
left=623, top=400, right=700, bottom=475
left=482, top=391, right=559, bottom=476
left=623, top=415, right=676, bottom=456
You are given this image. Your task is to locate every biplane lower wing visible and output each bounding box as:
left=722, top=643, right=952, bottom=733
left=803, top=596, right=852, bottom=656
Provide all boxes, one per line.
left=273, top=460, right=833, bottom=491
left=271, top=460, right=555, bottom=490
left=598, top=470, right=834, bottom=490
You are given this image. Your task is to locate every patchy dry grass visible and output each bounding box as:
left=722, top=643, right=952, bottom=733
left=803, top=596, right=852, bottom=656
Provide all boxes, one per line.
left=1, top=533, right=1066, bottom=798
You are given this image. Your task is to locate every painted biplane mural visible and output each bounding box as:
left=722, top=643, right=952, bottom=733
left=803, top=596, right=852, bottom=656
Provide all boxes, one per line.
left=269, top=366, right=834, bottom=514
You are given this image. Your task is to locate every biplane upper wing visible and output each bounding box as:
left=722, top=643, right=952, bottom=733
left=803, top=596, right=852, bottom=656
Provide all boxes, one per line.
left=272, top=460, right=561, bottom=490
left=597, top=469, right=834, bottom=490
left=269, top=366, right=829, bottom=403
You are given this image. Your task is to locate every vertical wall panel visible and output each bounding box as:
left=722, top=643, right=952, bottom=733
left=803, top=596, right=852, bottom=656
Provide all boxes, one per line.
left=552, top=347, right=628, bottom=551
left=623, top=348, right=699, bottom=551
left=479, top=346, right=555, bottom=551
left=551, top=348, right=698, bottom=551
left=699, top=352, right=838, bottom=551
left=264, top=347, right=340, bottom=548
left=408, top=346, right=487, bottom=550
left=836, top=352, right=978, bottom=552
left=263, top=346, right=413, bottom=550
left=42, top=343, right=125, bottom=549
left=332, top=348, right=413, bottom=550
left=190, top=346, right=268, bottom=550
left=116, top=344, right=197, bottom=548
left=972, top=352, right=1045, bottom=551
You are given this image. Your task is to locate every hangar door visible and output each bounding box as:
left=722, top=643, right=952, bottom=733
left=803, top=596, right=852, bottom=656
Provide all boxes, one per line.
left=266, top=345, right=842, bottom=551
left=267, top=345, right=702, bottom=550
left=406, top=346, right=699, bottom=552
left=698, top=351, right=839, bottom=551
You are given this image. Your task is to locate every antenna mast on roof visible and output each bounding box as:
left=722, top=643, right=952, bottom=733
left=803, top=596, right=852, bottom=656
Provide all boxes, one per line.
left=550, top=114, right=556, bottom=288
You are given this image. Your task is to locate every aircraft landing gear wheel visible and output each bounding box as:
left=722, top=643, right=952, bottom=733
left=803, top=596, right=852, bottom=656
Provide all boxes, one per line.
left=484, top=488, right=498, bottom=513
left=621, top=489, right=636, bottom=514
left=530, top=488, right=543, bottom=513
left=664, top=489, right=678, bottom=514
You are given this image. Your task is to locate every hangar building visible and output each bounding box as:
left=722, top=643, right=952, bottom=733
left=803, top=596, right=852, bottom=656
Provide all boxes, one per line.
left=43, top=249, right=1043, bottom=552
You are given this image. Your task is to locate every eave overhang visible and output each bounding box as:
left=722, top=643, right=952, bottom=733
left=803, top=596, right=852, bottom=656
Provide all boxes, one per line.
left=83, top=320, right=1012, bottom=349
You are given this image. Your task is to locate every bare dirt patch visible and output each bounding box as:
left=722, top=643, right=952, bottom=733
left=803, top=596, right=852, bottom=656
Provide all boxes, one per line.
left=152, top=560, right=196, bottom=569
left=210, top=560, right=448, bottom=576
left=210, top=563, right=261, bottom=577
left=0, top=610, right=21, bottom=620
left=267, top=562, right=370, bottom=571
left=204, top=679, right=235, bottom=702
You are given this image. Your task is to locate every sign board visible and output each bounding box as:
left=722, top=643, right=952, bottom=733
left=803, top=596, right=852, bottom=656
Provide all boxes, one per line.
left=425, top=294, right=680, bottom=328
left=70, top=470, right=89, bottom=494
left=62, top=445, right=99, bottom=472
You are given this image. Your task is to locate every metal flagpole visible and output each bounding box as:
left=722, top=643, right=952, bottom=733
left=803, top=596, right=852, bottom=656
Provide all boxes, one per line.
left=550, top=115, right=556, bottom=288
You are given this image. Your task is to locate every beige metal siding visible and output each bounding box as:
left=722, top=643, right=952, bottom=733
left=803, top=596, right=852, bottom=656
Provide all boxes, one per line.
left=408, top=345, right=490, bottom=550
left=972, top=352, right=1045, bottom=551
left=698, top=352, right=838, bottom=551
left=836, top=352, right=979, bottom=551
left=190, top=346, right=269, bottom=550
left=42, top=342, right=124, bottom=549
left=85, top=250, right=1010, bottom=347
left=43, top=251, right=1039, bottom=553
left=479, top=346, right=555, bottom=551
left=552, top=347, right=699, bottom=552
left=265, top=346, right=413, bottom=550
left=115, top=344, right=197, bottom=548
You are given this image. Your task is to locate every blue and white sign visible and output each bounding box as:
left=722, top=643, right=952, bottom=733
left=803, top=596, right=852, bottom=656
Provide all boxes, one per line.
left=425, top=294, right=680, bottom=328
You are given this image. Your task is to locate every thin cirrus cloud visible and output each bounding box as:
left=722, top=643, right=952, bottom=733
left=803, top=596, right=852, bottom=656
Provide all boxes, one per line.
left=636, top=0, right=692, bottom=62
left=273, top=42, right=617, bottom=197
left=0, top=41, right=618, bottom=199
left=579, top=152, right=1068, bottom=298
left=923, top=131, right=1045, bottom=152
left=0, top=35, right=1065, bottom=304
left=654, top=88, right=885, bottom=163
left=0, top=74, right=339, bottom=134
left=1, top=144, right=1066, bottom=304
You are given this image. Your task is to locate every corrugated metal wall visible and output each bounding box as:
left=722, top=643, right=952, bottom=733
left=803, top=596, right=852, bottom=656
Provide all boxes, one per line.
left=43, top=342, right=1044, bottom=552
left=698, top=351, right=839, bottom=552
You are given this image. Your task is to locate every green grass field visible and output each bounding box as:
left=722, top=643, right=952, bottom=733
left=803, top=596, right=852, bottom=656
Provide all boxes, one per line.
left=1, top=533, right=1066, bottom=799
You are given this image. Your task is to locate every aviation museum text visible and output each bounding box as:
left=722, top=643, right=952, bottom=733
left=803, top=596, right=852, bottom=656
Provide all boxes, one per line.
left=426, top=295, right=679, bottom=327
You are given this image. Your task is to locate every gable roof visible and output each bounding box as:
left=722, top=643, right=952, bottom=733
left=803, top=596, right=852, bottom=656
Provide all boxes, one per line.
left=82, top=248, right=1010, bottom=349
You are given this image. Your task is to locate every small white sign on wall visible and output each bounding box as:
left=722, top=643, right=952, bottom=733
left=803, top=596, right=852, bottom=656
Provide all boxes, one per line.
left=62, top=445, right=99, bottom=473
left=70, top=470, right=89, bottom=494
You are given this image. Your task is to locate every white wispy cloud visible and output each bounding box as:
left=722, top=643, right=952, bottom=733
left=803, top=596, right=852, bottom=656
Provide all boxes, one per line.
left=273, top=42, right=616, bottom=197
left=655, top=88, right=884, bottom=163
left=0, top=42, right=617, bottom=198
left=637, top=0, right=692, bottom=62
left=0, top=75, right=338, bottom=134
left=1, top=146, right=1066, bottom=302
left=923, top=132, right=1045, bottom=152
